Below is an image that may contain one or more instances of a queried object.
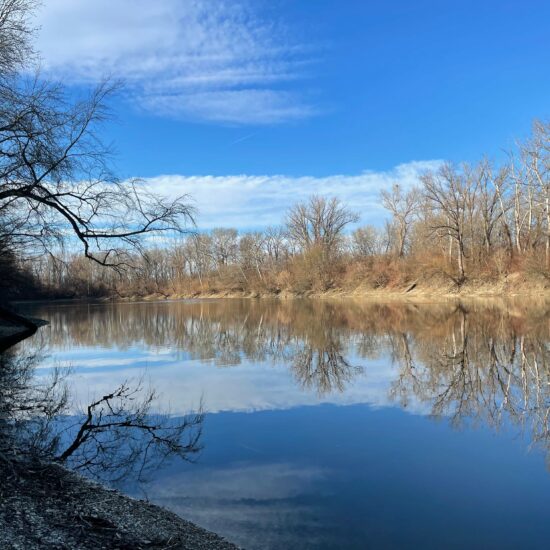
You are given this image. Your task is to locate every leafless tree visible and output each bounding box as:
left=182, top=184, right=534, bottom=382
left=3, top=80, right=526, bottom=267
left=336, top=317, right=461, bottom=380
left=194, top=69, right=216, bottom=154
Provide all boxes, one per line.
left=264, top=225, right=288, bottom=265
left=351, top=225, right=383, bottom=257
left=0, top=80, right=195, bottom=268
left=519, top=121, right=550, bottom=265
left=380, top=184, right=420, bottom=257
left=475, top=160, right=505, bottom=255
left=0, top=0, right=35, bottom=75
left=286, top=195, right=358, bottom=255
left=491, top=161, right=515, bottom=256
left=211, top=228, right=238, bottom=268
left=0, top=0, right=195, bottom=271
left=239, top=231, right=265, bottom=280
left=421, top=163, right=479, bottom=281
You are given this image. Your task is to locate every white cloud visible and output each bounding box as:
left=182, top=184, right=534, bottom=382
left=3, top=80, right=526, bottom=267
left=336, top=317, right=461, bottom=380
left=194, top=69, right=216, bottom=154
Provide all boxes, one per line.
left=143, top=160, right=442, bottom=230
left=142, top=89, right=318, bottom=125
left=35, top=0, right=316, bottom=124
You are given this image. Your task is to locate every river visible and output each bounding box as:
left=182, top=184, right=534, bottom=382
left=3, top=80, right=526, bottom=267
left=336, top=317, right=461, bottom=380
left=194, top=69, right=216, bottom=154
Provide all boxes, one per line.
left=16, top=298, right=550, bottom=549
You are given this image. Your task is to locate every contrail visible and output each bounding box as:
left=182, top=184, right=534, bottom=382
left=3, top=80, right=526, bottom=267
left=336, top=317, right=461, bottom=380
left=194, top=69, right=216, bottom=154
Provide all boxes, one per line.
left=229, top=132, right=258, bottom=145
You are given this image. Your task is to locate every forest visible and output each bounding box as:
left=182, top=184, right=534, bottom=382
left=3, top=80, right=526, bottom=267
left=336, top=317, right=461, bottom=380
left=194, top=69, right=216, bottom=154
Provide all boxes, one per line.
left=16, top=120, right=550, bottom=299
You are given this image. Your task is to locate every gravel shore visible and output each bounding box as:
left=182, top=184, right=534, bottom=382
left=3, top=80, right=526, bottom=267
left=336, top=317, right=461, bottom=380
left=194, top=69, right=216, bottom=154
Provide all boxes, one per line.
left=0, top=456, right=239, bottom=550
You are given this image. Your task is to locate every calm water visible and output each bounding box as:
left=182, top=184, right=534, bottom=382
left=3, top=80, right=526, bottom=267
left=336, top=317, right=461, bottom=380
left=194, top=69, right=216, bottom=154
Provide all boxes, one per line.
left=17, top=299, right=550, bottom=549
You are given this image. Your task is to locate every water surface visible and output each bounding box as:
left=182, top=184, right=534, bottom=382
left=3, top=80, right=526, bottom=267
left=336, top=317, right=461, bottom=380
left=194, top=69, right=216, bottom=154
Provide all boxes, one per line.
left=19, top=298, right=550, bottom=549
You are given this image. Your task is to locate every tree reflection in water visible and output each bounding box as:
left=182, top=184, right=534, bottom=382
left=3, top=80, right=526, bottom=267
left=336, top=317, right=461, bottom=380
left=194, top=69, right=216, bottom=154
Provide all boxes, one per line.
left=0, top=346, right=203, bottom=483
left=0, top=346, right=68, bottom=460
left=14, top=298, right=550, bottom=469
left=387, top=303, right=550, bottom=466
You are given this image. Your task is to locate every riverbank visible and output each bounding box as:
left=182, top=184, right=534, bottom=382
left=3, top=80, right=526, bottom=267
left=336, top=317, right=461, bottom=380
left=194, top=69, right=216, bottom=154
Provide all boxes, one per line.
left=14, top=269, right=550, bottom=305
left=0, top=455, right=238, bottom=550
left=119, top=274, right=550, bottom=303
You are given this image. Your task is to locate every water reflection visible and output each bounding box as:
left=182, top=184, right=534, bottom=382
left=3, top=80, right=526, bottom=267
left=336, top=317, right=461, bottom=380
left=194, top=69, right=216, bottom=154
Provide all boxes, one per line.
left=16, top=298, right=550, bottom=549
left=0, top=346, right=66, bottom=458
left=0, top=349, right=204, bottom=488
left=386, top=305, right=550, bottom=464
left=20, top=299, right=550, bottom=459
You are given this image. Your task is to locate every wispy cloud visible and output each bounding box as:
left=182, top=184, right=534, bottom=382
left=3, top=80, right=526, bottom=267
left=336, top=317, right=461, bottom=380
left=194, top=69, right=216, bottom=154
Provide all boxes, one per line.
left=35, top=0, right=317, bottom=124
left=142, top=161, right=442, bottom=231
left=142, top=89, right=318, bottom=125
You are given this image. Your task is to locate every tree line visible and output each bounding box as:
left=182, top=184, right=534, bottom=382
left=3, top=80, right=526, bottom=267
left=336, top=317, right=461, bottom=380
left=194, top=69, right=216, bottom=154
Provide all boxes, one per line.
left=29, top=121, right=550, bottom=298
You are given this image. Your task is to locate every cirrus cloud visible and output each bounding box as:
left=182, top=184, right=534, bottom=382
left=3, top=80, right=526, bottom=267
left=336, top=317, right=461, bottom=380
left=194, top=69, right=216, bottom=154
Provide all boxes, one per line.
left=35, top=0, right=318, bottom=124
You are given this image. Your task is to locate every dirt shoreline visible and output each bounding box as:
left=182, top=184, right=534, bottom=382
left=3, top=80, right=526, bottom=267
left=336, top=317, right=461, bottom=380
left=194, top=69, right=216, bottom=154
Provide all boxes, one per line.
left=10, top=273, right=550, bottom=305
left=115, top=282, right=550, bottom=304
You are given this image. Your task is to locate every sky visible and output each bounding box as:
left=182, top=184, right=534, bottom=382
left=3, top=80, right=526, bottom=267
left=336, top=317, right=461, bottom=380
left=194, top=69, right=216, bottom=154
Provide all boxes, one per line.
left=34, top=0, right=550, bottom=230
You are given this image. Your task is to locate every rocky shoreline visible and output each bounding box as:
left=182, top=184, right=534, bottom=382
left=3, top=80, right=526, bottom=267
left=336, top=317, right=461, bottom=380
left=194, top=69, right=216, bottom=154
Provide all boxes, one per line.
left=0, top=456, right=239, bottom=550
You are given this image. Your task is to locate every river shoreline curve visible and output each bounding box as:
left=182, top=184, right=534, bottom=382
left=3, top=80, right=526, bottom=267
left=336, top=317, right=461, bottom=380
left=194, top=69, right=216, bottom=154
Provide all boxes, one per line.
left=0, top=312, right=240, bottom=550
left=0, top=456, right=239, bottom=550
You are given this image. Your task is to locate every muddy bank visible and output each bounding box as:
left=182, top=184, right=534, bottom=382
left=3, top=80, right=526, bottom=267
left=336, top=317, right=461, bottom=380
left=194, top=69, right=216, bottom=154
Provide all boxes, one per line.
left=17, top=270, right=550, bottom=305
left=0, top=456, right=239, bottom=550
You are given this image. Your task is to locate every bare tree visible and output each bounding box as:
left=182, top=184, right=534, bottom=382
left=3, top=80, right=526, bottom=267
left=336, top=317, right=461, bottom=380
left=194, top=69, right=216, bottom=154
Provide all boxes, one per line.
left=286, top=195, right=358, bottom=255
left=0, top=81, right=195, bottom=268
left=519, top=121, right=550, bottom=266
left=491, top=161, right=515, bottom=256
left=421, top=164, right=479, bottom=281
left=184, top=233, right=213, bottom=286
left=0, top=0, right=35, bottom=75
left=351, top=225, right=382, bottom=257
left=239, top=231, right=266, bottom=281
left=474, top=160, right=504, bottom=256
left=264, top=225, right=288, bottom=265
left=211, top=228, right=238, bottom=269
left=380, top=184, right=420, bottom=257
left=0, top=0, right=194, bottom=271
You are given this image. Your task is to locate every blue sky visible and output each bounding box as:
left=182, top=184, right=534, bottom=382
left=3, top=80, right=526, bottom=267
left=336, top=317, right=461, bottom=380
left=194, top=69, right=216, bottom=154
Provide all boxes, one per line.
left=34, top=0, right=550, bottom=229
